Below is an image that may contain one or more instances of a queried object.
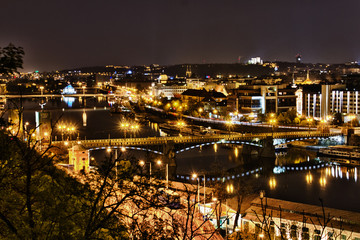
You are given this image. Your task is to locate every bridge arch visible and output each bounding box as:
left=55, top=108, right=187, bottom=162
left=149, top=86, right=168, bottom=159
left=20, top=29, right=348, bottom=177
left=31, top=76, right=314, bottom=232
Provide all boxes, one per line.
left=88, top=146, right=164, bottom=155
left=175, top=140, right=262, bottom=154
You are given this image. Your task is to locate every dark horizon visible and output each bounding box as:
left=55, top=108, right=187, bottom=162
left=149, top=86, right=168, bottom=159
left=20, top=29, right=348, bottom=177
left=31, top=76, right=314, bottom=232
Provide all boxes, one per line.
left=1, top=0, right=359, bottom=72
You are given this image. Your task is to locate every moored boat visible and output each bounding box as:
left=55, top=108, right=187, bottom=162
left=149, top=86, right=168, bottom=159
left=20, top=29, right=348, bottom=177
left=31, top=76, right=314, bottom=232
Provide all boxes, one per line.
left=318, top=145, right=360, bottom=159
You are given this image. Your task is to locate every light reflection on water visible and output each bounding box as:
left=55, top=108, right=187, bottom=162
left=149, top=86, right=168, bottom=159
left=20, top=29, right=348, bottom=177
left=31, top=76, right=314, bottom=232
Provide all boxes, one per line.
left=8, top=97, right=360, bottom=211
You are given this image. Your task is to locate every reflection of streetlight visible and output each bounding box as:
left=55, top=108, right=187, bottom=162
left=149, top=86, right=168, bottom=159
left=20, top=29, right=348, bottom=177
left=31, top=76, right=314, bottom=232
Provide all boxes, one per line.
left=213, top=143, right=218, bottom=153
left=306, top=172, right=313, bottom=184
left=320, top=177, right=327, bottom=187
left=269, top=177, right=277, bottom=189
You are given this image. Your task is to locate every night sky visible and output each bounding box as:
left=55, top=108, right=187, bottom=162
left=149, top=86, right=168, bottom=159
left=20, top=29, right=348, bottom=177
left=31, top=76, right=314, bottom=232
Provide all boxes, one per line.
left=1, top=0, right=359, bottom=72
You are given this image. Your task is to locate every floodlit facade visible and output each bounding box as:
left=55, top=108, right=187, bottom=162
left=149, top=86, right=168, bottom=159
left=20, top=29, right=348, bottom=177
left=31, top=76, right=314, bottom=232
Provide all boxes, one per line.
left=241, top=197, right=360, bottom=240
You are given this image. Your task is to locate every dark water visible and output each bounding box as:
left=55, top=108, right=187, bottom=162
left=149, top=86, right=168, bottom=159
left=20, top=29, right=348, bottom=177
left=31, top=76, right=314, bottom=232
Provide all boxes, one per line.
left=6, top=97, right=360, bottom=212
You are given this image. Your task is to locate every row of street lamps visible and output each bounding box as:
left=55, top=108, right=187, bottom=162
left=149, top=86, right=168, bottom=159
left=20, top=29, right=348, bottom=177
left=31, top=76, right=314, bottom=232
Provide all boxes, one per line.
left=139, top=159, right=169, bottom=189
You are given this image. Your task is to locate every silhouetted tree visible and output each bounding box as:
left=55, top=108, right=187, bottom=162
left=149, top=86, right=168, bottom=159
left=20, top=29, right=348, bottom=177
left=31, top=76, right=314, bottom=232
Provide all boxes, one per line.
left=0, top=43, right=24, bottom=75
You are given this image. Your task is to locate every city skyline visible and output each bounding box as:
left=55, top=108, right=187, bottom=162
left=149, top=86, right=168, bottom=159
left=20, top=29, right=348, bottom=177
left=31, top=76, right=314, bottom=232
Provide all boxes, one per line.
left=1, top=0, right=360, bottom=72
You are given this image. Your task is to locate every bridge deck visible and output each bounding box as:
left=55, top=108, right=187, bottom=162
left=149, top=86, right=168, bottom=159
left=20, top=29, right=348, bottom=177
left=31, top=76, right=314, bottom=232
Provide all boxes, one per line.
left=52, top=131, right=339, bottom=148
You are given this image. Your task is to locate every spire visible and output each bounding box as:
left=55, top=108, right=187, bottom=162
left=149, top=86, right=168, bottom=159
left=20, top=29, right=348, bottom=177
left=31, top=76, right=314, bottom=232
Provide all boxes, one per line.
left=291, top=72, right=297, bottom=88
left=302, top=69, right=313, bottom=84
left=186, top=65, right=192, bottom=78
left=306, top=70, right=310, bottom=81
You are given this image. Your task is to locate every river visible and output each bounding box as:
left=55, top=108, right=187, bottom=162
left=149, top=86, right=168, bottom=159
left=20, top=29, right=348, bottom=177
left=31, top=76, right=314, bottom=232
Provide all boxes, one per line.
left=4, top=96, right=360, bottom=212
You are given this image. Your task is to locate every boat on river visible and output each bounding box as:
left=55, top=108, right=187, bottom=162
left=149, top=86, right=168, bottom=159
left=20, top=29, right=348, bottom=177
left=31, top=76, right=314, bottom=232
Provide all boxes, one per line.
left=318, top=145, right=360, bottom=159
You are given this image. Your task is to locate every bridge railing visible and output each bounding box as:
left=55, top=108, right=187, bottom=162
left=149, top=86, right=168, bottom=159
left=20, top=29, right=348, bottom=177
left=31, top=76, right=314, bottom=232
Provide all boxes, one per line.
left=52, top=131, right=340, bottom=148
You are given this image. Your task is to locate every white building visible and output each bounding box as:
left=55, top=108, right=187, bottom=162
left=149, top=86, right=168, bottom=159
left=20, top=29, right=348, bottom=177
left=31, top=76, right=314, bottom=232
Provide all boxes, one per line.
left=248, top=57, right=264, bottom=65
left=302, top=84, right=360, bottom=119
left=242, top=197, right=360, bottom=240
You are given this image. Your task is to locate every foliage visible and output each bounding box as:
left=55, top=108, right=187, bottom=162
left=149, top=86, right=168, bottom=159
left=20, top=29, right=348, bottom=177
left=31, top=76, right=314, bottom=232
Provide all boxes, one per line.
left=332, top=113, right=343, bottom=125
left=0, top=123, right=223, bottom=239
left=0, top=130, right=129, bottom=239
left=0, top=43, right=24, bottom=75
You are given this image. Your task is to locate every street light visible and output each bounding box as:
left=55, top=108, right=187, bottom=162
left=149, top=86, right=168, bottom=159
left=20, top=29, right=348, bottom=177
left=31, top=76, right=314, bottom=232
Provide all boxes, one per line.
left=39, top=86, right=44, bottom=95
left=226, top=183, right=234, bottom=236
left=157, top=160, right=169, bottom=189
left=306, top=117, right=313, bottom=134
left=198, top=107, right=203, bottom=117
left=139, top=160, right=152, bottom=177
left=269, top=177, right=277, bottom=190
left=269, top=119, right=277, bottom=137
left=192, top=173, right=200, bottom=208
left=130, top=124, right=140, bottom=138
left=192, top=172, right=206, bottom=212
left=226, top=120, right=233, bottom=135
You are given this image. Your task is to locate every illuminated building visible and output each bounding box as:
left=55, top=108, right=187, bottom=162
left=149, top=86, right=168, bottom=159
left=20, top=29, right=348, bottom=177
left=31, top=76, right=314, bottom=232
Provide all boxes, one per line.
left=242, top=197, right=360, bottom=240
left=303, top=84, right=360, bottom=119
left=61, top=84, right=77, bottom=95
left=69, top=144, right=90, bottom=173
left=248, top=57, right=263, bottom=65
left=230, top=84, right=297, bottom=114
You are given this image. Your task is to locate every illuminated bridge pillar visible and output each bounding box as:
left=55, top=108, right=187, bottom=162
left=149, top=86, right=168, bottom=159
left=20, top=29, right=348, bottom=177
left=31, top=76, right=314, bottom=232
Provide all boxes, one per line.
left=163, top=141, right=176, bottom=179
left=259, top=136, right=275, bottom=159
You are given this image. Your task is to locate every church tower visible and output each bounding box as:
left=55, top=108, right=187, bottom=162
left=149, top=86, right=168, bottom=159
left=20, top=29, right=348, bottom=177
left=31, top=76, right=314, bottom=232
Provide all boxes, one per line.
left=185, top=65, right=192, bottom=78
left=69, top=144, right=90, bottom=173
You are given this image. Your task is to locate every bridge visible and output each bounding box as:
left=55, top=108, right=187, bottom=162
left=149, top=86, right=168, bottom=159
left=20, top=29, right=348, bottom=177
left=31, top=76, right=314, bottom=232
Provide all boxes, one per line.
left=57, top=131, right=341, bottom=180
left=53, top=131, right=340, bottom=149
left=0, top=93, right=116, bottom=98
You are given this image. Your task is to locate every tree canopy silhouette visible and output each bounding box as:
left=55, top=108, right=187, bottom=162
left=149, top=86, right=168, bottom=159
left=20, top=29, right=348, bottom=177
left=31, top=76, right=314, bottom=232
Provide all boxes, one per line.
left=0, top=43, right=24, bottom=75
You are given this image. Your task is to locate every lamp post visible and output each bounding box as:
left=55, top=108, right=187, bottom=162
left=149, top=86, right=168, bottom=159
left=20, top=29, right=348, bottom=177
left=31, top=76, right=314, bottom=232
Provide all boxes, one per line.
left=139, top=160, right=152, bottom=177
left=176, top=119, right=186, bottom=135
left=192, top=173, right=206, bottom=213
left=269, top=119, right=276, bottom=137
left=226, top=183, right=234, bottom=237
left=39, top=86, right=44, bottom=95
left=130, top=124, right=140, bottom=138
left=198, top=107, right=203, bottom=117
left=226, top=120, right=233, bottom=135
left=156, top=159, right=168, bottom=188
left=306, top=117, right=313, bottom=134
